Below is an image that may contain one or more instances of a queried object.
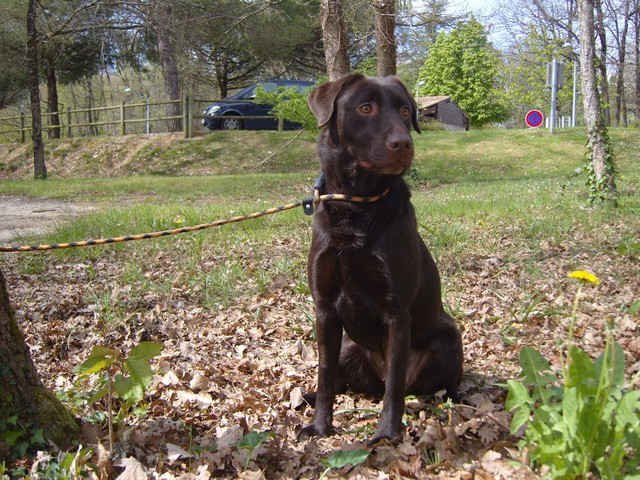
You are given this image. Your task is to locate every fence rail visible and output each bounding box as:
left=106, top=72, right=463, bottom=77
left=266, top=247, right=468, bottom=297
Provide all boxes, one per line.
left=0, top=95, right=284, bottom=142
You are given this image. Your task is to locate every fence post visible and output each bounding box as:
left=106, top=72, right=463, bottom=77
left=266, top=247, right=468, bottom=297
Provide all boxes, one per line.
left=145, top=98, right=150, bottom=134
left=19, top=111, right=25, bottom=143
left=66, top=109, right=72, bottom=138
left=120, top=101, right=126, bottom=135
left=183, top=94, right=191, bottom=138
left=59, top=105, right=64, bottom=138
left=187, top=95, right=192, bottom=138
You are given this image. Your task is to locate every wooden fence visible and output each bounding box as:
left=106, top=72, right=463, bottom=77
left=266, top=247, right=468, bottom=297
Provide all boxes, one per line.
left=0, top=96, right=284, bottom=142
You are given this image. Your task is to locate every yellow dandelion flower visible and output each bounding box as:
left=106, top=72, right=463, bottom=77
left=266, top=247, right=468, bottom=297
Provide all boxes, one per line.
left=568, top=270, right=600, bottom=285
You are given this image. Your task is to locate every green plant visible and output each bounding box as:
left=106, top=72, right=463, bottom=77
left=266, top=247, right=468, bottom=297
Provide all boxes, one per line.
left=584, top=126, right=617, bottom=205
left=255, top=85, right=317, bottom=131
left=319, top=449, right=370, bottom=479
left=76, top=341, right=163, bottom=450
left=416, top=17, right=509, bottom=126
left=27, top=447, right=95, bottom=479
left=506, top=273, right=640, bottom=479
left=0, top=415, right=46, bottom=459
left=237, top=430, right=275, bottom=468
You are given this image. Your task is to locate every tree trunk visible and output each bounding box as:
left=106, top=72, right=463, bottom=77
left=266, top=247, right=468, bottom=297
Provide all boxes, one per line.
left=27, top=0, right=47, bottom=179
left=634, top=0, right=640, bottom=124
left=578, top=0, right=617, bottom=201
left=594, top=0, right=611, bottom=126
left=85, top=77, right=99, bottom=136
left=215, top=52, right=229, bottom=99
left=153, top=1, right=181, bottom=132
left=372, top=0, right=397, bottom=76
left=320, top=0, right=350, bottom=81
left=0, top=269, right=79, bottom=458
left=614, top=0, right=630, bottom=126
left=46, top=57, right=61, bottom=139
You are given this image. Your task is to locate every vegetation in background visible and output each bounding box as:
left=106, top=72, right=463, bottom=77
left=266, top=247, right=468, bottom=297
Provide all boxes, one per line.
left=416, top=17, right=509, bottom=126
left=255, top=85, right=318, bottom=132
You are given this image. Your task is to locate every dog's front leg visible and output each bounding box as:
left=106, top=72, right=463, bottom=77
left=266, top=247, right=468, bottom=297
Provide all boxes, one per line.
left=371, top=310, right=411, bottom=444
left=299, top=303, right=342, bottom=438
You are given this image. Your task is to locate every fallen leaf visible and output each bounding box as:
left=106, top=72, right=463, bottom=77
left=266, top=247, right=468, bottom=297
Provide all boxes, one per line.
left=115, top=457, right=147, bottom=480
left=166, top=443, right=194, bottom=464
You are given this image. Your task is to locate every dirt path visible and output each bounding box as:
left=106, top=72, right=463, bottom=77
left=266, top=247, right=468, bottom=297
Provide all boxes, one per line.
left=0, top=195, right=94, bottom=243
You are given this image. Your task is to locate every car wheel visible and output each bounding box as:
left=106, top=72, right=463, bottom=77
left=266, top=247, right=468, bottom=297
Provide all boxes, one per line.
left=221, top=116, right=242, bottom=130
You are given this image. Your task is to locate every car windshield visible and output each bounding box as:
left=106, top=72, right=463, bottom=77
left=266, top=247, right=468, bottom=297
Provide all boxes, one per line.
left=237, top=82, right=278, bottom=99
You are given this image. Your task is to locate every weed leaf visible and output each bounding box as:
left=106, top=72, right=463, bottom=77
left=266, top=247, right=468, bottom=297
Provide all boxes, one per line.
left=519, top=347, right=557, bottom=401
left=616, top=390, right=640, bottom=430
left=237, top=431, right=274, bottom=451
left=594, top=341, right=625, bottom=391
left=114, top=374, right=144, bottom=403
left=125, top=357, right=154, bottom=390
left=505, top=379, right=532, bottom=433
left=567, top=345, right=597, bottom=394
left=77, top=347, right=118, bottom=375
left=129, top=341, right=163, bottom=361
left=322, top=448, right=370, bottom=469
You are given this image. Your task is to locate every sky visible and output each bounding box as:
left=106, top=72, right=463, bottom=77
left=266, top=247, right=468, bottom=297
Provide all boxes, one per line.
left=448, top=0, right=499, bottom=16
left=446, top=0, right=509, bottom=48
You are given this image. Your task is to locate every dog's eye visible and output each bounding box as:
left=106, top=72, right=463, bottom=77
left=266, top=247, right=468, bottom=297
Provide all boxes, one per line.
left=399, top=106, right=411, bottom=119
left=357, top=103, right=374, bottom=115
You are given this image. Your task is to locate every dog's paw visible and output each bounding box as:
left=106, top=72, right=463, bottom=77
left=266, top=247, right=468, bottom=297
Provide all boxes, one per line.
left=301, top=391, right=316, bottom=408
left=297, top=422, right=333, bottom=441
left=367, top=428, right=401, bottom=447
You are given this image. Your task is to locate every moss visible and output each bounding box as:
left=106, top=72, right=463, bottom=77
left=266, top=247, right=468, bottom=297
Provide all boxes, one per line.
left=33, top=387, right=79, bottom=448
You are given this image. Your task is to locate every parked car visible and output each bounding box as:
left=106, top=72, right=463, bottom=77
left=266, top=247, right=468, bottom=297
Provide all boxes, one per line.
left=202, top=80, right=314, bottom=130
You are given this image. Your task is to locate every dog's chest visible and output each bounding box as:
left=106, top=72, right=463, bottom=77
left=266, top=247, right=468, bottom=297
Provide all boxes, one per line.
left=334, top=251, right=393, bottom=350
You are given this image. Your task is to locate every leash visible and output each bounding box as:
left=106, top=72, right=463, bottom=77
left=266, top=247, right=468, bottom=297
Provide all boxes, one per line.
left=0, top=179, right=390, bottom=253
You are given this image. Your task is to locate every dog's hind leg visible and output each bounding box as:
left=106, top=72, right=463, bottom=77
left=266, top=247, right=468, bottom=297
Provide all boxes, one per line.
left=337, top=335, right=385, bottom=396
left=302, top=334, right=384, bottom=408
left=408, top=321, right=463, bottom=400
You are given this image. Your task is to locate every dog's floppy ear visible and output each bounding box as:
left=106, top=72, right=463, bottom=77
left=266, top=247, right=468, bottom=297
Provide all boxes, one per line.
left=308, top=73, right=364, bottom=128
left=389, top=76, right=421, bottom=133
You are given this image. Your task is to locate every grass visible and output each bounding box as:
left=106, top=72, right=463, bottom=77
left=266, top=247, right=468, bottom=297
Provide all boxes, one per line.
left=1, top=127, right=639, bottom=317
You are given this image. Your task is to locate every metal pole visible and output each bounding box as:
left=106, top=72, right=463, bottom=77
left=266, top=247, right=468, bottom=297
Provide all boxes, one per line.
left=550, top=58, right=558, bottom=134
left=571, top=60, right=578, bottom=127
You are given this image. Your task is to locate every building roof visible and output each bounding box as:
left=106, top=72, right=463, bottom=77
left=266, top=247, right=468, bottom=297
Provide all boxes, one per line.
left=415, top=96, right=451, bottom=109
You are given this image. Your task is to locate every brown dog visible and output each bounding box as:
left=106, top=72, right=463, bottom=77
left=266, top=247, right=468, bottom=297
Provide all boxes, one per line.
left=300, top=74, right=463, bottom=444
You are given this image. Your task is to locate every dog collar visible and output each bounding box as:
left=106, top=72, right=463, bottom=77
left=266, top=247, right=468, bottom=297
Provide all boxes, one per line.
left=302, top=173, right=391, bottom=215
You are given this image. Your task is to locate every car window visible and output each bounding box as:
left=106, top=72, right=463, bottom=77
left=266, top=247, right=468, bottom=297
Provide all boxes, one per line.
left=293, top=84, right=312, bottom=93
left=260, top=82, right=278, bottom=93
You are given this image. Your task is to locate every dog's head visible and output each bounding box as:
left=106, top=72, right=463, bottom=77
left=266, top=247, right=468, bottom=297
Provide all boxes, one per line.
left=308, top=74, right=420, bottom=176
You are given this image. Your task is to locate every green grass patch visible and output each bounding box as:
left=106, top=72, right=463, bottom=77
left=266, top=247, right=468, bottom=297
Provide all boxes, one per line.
left=2, top=127, right=638, bottom=318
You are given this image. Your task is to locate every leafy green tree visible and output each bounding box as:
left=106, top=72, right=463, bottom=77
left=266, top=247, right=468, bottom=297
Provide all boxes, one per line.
left=501, top=26, right=576, bottom=126
left=416, top=17, right=508, bottom=126
left=0, top=1, right=28, bottom=109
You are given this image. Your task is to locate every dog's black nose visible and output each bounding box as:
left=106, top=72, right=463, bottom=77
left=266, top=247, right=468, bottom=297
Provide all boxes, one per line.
left=385, top=131, right=412, bottom=152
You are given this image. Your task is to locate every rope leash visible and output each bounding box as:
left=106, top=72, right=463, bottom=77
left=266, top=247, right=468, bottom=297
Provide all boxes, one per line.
left=0, top=187, right=390, bottom=253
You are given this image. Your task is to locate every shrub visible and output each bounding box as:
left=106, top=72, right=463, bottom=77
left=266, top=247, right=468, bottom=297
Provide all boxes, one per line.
left=255, top=85, right=317, bottom=131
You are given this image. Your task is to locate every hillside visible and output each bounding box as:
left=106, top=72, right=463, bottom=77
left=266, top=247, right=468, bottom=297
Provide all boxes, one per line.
left=3, top=127, right=634, bottom=183
left=0, top=131, right=318, bottom=179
